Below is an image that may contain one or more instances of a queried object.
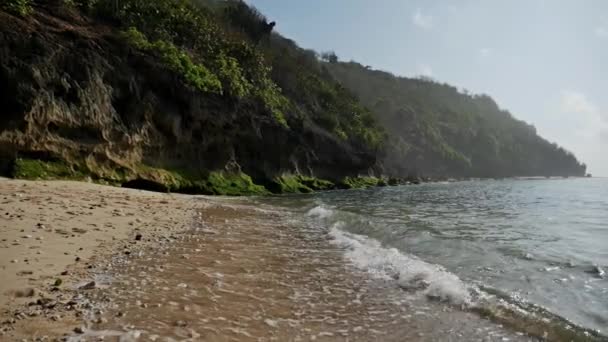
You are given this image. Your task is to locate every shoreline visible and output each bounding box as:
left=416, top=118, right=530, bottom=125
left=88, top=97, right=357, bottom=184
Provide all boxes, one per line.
left=1, top=178, right=535, bottom=341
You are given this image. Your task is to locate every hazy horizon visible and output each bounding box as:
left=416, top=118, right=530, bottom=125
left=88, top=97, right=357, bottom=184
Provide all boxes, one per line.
left=248, top=0, right=607, bottom=176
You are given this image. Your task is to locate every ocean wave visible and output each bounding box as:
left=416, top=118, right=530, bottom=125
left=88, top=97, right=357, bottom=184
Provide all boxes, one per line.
left=306, top=204, right=606, bottom=340
left=328, top=221, right=474, bottom=306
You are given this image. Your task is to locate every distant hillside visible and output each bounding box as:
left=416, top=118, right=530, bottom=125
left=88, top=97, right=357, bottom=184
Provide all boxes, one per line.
left=325, top=61, right=586, bottom=177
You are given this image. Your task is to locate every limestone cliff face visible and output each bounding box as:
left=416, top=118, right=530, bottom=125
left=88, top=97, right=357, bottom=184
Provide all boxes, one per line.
left=0, top=5, right=376, bottom=187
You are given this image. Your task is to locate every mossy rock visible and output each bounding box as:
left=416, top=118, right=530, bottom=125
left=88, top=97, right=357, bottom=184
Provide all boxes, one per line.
left=338, top=176, right=380, bottom=189
left=268, top=175, right=335, bottom=194
left=12, top=158, right=87, bottom=180
left=131, top=167, right=268, bottom=196
left=297, top=176, right=335, bottom=191
left=268, top=175, right=313, bottom=194
left=204, top=171, right=268, bottom=196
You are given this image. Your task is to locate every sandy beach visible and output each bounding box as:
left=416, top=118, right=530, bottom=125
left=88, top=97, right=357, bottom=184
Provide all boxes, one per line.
left=0, top=178, right=198, bottom=339
left=0, top=179, right=532, bottom=341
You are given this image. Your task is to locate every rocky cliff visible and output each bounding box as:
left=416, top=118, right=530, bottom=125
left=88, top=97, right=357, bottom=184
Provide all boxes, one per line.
left=0, top=1, right=380, bottom=194
left=0, top=0, right=587, bottom=195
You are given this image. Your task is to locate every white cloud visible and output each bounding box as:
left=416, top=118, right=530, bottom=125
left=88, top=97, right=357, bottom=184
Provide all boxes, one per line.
left=557, top=91, right=608, bottom=175
left=559, top=90, right=608, bottom=140
left=412, top=9, right=434, bottom=29
left=479, top=48, right=491, bottom=58
left=560, top=91, right=598, bottom=116
left=595, top=26, right=608, bottom=38
left=418, top=64, right=433, bottom=77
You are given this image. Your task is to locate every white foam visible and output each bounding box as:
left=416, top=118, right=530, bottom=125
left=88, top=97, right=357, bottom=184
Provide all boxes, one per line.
left=307, top=205, right=334, bottom=219
left=328, top=222, right=473, bottom=306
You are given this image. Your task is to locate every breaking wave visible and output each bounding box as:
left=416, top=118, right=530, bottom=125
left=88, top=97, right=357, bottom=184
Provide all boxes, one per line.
left=305, top=204, right=606, bottom=341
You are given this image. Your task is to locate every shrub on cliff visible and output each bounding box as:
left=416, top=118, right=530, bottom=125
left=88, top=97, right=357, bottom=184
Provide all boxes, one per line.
left=1, top=0, right=32, bottom=16
left=68, top=0, right=383, bottom=145
left=122, top=27, right=223, bottom=94
left=82, top=0, right=289, bottom=127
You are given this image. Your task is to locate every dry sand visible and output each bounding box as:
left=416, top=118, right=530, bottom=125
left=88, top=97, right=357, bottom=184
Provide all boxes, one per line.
left=0, top=178, right=198, bottom=339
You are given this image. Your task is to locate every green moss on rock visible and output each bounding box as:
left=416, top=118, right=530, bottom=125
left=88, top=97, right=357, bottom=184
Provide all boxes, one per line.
left=131, top=166, right=267, bottom=196
left=9, top=158, right=342, bottom=196
left=268, top=175, right=335, bottom=194
left=204, top=171, right=268, bottom=196
left=338, top=176, right=380, bottom=189
left=12, top=158, right=87, bottom=180
left=297, top=176, right=335, bottom=191
left=270, top=175, right=313, bottom=194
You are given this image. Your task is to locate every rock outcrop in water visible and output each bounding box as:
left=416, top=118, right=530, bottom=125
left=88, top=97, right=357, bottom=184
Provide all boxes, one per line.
left=0, top=0, right=587, bottom=194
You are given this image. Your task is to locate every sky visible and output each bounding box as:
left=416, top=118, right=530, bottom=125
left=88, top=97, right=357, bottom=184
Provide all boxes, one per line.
left=247, top=0, right=608, bottom=176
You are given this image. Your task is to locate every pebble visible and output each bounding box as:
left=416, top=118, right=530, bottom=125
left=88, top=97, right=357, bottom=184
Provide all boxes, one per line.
left=94, top=317, right=107, bottom=324
left=264, top=319, right=278, bottom=328
left=79, top=281, right=96, bottom=290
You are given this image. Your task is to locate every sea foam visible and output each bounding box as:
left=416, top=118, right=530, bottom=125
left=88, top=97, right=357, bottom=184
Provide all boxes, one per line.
left=306, top=205, right=334, bottom=219
left=307, top=205, right=478, bottom=306
left=328, top=223, right=473, bottom=306
left=307, top=204, right=473, bottom=305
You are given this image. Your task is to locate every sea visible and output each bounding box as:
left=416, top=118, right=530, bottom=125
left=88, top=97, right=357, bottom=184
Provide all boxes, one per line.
left=256, top=177, right=608, bottom=340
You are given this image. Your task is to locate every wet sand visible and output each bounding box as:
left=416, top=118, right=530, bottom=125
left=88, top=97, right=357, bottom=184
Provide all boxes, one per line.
left=0, top=179, right=532, bottom=341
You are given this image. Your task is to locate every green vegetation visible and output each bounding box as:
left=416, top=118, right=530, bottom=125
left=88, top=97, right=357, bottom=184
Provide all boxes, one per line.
left=206, top=0, right=385, bottom=147
left=12, top=159, right=87, bottom=180
left=10, top=156, right=341, bottom=195
left=202, top=171, right=268, bottom=196
left=122, top=28, right=222, bottom=94
left=128, top=166, right=268, bottom=196
left=263, top=36, right=385, bottom=148
left=268, top=175, right=335, bottom=194
left=10, top=159, right=268, bottom=196
left=270, top=175, right=313, bottom=194
left=297, top=176, right=335, bottom=191
left=1, top=0, right=31, bottom=16
left=1, top=0, right=587, bottom=198
left=326, top=61, right=586, bottom=177
left=85, top=0, right=290, bottom=127
left=338, top=176, right=380, bottom=189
